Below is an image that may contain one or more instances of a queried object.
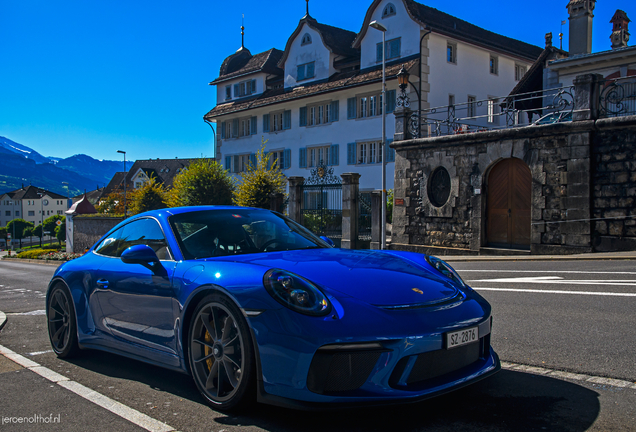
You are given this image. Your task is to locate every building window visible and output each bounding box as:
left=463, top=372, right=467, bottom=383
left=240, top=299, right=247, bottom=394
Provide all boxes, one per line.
left=4, top=211, right=9, bottom=216
left=265, top=110, right=291, bottom=132
left=301, top=33, right=312, bottom=45
left=490, top=55, right=498, bottom=75
left=447, top=42, right=457, bottom=64
left=307, top=146, right=331, bottom=167
left=467, top=95, right=476, bottom=117
left=487, top=97, right=498, bottom=124
left=376, top=38, right=401, bottom=62
left=57, top=210, right=63, bottom=215
left=348, top=90, right=396, bottom=120
left=233, top=79, right=257, bottom=98
left=357, top=141, right=381, bottom=164
left=515, top=64, right=527, bottom=81
left=382, top=3, right=396, bottom=18
left=297, top=62, right=315, bottom=81
left=15, top=211, right=19, bottom=216
left=28, top=211, right=35, bottom=216
left=225, top=86, right=231, bottom=100
left=267, top=149, right=291, bottom=170
left=227, top=154, right=253, bottom=173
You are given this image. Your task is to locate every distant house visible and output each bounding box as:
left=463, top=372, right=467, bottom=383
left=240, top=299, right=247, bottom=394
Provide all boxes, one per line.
left=0, top=185, right=67, bottom=228
left=71, top=187, right=106, bottom=205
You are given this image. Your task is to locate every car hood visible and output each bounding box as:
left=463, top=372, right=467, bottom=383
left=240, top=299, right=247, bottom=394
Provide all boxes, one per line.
left=207, top=249, right=461, bottom=307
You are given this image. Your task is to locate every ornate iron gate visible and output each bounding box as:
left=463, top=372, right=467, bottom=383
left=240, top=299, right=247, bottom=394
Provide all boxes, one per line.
left=301, top=162, right=342, bottom=245
left=357, top=192, right=372, bottom=246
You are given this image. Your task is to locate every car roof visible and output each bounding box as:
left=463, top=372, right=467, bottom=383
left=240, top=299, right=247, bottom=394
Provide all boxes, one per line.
left=134, top=205, right=269, bottom=219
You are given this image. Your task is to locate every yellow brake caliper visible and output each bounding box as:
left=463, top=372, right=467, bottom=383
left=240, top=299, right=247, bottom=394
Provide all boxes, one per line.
left=204, top=327, right=214, bottom=370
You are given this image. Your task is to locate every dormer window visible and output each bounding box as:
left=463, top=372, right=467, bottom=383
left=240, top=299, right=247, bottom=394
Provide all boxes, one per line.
left=233, top=79, right=257, bottom=98
left=301, top=33, right=312, bottom=45
left=382, top=3, right=396, bottom=18
left=297, top=62, right=315, bottom=81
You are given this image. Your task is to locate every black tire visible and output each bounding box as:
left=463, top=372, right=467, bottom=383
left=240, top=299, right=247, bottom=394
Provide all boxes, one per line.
left=47, top=284, right=80, bottom=358
left=188, top=293, right=256, bottom=411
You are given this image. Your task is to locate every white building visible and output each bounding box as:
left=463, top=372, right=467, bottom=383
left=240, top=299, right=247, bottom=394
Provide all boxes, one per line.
left=204, top=0, right=543, bottom=192
left=0, top=185, right=68, bottom=228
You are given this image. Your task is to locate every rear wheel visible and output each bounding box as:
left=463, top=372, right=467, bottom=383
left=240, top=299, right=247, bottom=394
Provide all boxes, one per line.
left=188, top=293, right=255, bottom=411
left=47, top=284, right=80, bottom=358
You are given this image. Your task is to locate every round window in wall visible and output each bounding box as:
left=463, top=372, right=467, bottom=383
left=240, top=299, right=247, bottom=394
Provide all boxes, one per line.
left=427, top=167, right=451, bottom=207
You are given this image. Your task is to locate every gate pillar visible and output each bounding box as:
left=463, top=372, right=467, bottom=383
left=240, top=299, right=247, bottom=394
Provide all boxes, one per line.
left=287, top=176, right=304, bottom=223
left=341, top=173, right=361, bottom=249
left=370, top=190, right=382, bottom=250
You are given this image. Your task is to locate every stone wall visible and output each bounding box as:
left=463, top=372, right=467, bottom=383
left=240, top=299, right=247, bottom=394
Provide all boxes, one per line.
left=72, top=216, right=123, bottom=253
left=591, top=116, right=636, bottom=251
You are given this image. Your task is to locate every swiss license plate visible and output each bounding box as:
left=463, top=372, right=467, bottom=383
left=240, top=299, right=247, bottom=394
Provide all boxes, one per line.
left=446, top=327, right=478, bottom=349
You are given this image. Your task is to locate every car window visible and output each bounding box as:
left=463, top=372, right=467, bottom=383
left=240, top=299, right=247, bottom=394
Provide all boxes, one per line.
left=94, top=227, right=125, bottom=257
left=119, top=218, right=172, bottom=260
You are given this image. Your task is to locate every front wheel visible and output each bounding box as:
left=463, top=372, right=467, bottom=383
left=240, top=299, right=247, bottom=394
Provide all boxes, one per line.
left=47, top=284, right=80, bottom=358
left=188, top=293, right=256, bottom=411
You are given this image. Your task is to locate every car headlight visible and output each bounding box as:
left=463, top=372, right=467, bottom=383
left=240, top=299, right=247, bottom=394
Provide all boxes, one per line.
left=263, top=269, right=332, bottom=317
left=425, top=255, right=465, bottom=287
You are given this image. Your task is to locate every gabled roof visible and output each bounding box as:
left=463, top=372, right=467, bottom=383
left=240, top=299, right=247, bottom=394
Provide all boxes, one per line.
left=205, top=58, right=418, bottom=119
left=211, top=48, right=284, bottom=85
left=353, top=0, right=543, bottom=61
left=66, top=194, right=97, bottom=215
left=102, top=172, right=127, bottom=197
left=277, top=15, right=359, bottom=68
left=3, top=185, right=66, bottom=200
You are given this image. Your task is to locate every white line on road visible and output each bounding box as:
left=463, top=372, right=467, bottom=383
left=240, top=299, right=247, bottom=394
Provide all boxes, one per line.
left=468, top=276, right=636, bottom=286
left=0, top=343, right=175, bottom=432
left=6, top=310, right=46, bottom=316
left=473, top=287, right=636, bottom=297
left=501, top=362, right=636, bottom=389
left=459, top=270, right=636, bottom=275
left=27, top=350, right=53, bottom=356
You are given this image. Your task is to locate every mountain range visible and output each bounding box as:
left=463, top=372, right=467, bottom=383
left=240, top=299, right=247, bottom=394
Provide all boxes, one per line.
left=0, top=136, right=132, bottom=197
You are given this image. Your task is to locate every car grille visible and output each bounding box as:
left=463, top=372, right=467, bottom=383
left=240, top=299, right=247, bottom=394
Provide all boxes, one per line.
left=307, top=347, right=387, bottom=394
left=390, top=334, right=491, bottom=389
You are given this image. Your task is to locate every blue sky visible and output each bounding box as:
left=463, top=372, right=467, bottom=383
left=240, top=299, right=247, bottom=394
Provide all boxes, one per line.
left=1, top=0, right=632, bottom=163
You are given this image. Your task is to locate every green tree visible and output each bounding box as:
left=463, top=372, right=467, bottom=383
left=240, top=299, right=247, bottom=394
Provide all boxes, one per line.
left=43, top=215, right=65, bottom=245
left=96, top=189, right=131, bottom=215
left=167, top=159, right=234, bottom=207
left=0, top=227, right=7, bottom=249
left=233, top=141, right=286, bottom=209
left=386, top=189, right=394, bottom=223
left=33, top=224, right=43, bottom=248
left=55, top=220, right=66, bottom=243
left=130, top=177, right=167, bottom=215
left=6, top=219, right=34, bottom=248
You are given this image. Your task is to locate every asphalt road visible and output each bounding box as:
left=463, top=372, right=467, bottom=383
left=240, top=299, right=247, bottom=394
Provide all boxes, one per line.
left=1, top=259, right=635, bottom=431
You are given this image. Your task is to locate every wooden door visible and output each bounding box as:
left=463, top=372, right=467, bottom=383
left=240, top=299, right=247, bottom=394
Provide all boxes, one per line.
left=487, top=158, right=531, bottom=248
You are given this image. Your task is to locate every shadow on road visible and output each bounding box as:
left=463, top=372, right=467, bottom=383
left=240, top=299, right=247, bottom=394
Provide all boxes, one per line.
left=65, top=350, right=600, bottom=432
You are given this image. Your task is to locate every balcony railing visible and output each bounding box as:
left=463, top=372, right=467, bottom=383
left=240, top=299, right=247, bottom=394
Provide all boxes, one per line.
left=599, top=76, right=636, bottom=118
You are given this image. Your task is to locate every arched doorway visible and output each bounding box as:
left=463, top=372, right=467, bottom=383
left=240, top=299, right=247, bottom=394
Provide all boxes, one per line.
left=486, top=158, right=531, bottom=249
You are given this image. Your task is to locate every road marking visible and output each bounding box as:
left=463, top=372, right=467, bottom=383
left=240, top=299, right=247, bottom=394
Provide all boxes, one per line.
left=0, top=343, right=175, bottom=432
left=501, top=362, right=636, bottom=389
left=473, top=287, right=636, bottom=297
left=27, top=350, right=54, bottom=356
left=469, top=276, right=636, bottom=286
left=7, top=310, right=46, bottom=316
left=459, top=270, right=636, bottom=275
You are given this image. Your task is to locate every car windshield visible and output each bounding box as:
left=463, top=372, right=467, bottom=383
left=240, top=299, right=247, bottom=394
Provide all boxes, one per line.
left=169, top=209, right=330, bottom=259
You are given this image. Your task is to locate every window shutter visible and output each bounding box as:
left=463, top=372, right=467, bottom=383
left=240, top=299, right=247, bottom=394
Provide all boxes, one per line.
left=330, top=100, right=339, bottom=122
left=329, top=144, right=339, bottom=166
left=249, top=153, right=257, bottom=168
left=299, top=147, right=307, bottom=168
left=297, top=65, right=305, bottom=81
left=284, top=149, right=291, bottom=169
left=263, top=114, right=270, bottom=132
left=385, top=139, right=395, bottom=162
left=225, top=156, right=231, bottom=171
left=251, top=79, right=256, bottom=93
left=233, top=84, right=239, bottom=97
left=306, top=62, right=315, bottom=78
left=232, top=119, right=239, bottom=137
left=233, top=155, right=239, bottom=173
left=220, top=123, right=226, bottom=139
left=283, top=110, right=291, bottom=129
left=347, top=97, right=356, bottom=119
left=347, top=143, right=356, bottom=165
left=251, top=116, right=257, bottom=134
left=299, top=106, right=307, bottom=126
left=391, top=39, right=401, bottom=58
left=376, top=42, right=383, bottom=63
left=386, top=89, right=397, bottom=113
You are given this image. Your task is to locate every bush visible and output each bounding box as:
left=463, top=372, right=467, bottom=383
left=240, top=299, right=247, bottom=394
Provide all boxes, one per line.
left=17, top=249, right=58, bottom=259
left=167, top=159, right=234, bottom=207
left=130, top=176, right=167, bottom=215
left=233, top=140, right=287, bottom=209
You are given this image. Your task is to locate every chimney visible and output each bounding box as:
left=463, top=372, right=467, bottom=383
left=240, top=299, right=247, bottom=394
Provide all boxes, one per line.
left=545, top=32, right=553, bottom=48
left=567, top=0, right=596, bottom=55
left=610, top=10, right=630, bottom=50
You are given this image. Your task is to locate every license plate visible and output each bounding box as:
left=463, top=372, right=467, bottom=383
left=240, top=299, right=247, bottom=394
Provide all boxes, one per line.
left=446, top=327, right=478, bottom=349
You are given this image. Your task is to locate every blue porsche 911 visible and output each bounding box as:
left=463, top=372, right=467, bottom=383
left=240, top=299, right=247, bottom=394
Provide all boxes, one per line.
left=46, top=206, right=500, bottom=410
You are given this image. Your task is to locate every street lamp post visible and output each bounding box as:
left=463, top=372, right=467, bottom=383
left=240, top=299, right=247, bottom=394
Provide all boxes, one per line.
left=37, top=192, right=44, bottom=247
left=117, top=150, right=127, bottom=216
left=369, top=20, right=387, bottom=250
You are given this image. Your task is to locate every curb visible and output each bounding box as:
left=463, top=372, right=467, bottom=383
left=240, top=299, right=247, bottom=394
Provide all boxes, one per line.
left=0, top=311, right=6, bottom=331
left=0, top=258, right=65, bottom=267
left=444, top=255, right=636, bottom=262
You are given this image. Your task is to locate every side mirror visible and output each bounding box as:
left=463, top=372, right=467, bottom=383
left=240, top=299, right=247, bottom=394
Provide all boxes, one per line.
left=320, top=236, right=335, bottom=247
left=121, top=245, right=164, bottom=274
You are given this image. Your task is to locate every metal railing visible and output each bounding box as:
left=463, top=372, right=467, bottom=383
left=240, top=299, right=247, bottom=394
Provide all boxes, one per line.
left=408, top=86, right=575, bottom=138
left=599, top=76, right=636, bottom=118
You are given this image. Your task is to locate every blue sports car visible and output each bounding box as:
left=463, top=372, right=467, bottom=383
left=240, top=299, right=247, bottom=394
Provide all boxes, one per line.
left=47, top=206, right=500, bottom=410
